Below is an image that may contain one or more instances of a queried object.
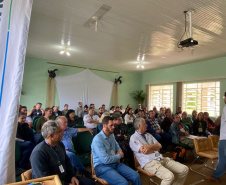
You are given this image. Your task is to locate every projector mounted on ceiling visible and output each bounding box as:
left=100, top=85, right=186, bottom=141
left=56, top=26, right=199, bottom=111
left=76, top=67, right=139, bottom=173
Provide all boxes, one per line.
left=179, top=10, right=198, bottom=48
left=180, top=38, right=198, bottom=47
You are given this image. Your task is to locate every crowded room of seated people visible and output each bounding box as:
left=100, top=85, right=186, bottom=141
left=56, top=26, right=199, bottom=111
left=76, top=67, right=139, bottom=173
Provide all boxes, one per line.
left=3, top=1, right=226, bottom=185
left=15, top=97, right=226, bottom=185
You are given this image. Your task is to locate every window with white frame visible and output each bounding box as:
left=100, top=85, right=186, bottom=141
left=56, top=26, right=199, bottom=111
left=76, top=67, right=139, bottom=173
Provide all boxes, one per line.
left=183, top=81, right=220, bottom=117
left=149, top=85, right=173, bottom=111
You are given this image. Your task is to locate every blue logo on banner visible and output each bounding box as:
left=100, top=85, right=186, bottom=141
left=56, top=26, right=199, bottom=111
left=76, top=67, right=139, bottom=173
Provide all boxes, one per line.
left=0, top=0, right=4, bottom=18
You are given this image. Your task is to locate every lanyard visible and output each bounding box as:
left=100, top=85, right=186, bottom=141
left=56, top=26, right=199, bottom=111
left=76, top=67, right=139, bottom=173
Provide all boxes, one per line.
left=136, top=131, right=147, bottom=142
left=45, top=141, right=61, bottom=164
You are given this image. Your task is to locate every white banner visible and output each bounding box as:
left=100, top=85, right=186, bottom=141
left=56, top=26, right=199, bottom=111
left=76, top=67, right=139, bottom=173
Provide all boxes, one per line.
left=55, top=69, right=113, bottom=110
left=0, top=0, right=33, bottom=184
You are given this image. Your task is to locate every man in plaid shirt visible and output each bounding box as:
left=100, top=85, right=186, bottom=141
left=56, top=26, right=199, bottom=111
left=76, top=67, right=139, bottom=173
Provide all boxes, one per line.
left=146, top=110, right=171, bottom=152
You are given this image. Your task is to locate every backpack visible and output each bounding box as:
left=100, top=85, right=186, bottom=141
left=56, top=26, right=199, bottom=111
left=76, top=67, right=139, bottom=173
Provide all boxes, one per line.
left=172, top=146, right=186, bottom=163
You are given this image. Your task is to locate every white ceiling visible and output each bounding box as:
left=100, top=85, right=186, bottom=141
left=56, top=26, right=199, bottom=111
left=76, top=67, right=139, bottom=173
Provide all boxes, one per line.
left=26, top=0, right=226, bottom=71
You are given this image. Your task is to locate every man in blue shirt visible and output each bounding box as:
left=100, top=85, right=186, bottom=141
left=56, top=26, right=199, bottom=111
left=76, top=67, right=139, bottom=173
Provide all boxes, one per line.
left=56, top=116, right=93, bottom=178
left=91, top=116, right=142, bottom=185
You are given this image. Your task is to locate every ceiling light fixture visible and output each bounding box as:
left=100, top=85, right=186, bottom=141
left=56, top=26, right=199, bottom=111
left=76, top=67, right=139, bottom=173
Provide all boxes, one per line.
left=136, top=63, right=144, bottom=69
left=136, top=53, right=145, bottom=69
left=60, top=46, right=70, bottom=56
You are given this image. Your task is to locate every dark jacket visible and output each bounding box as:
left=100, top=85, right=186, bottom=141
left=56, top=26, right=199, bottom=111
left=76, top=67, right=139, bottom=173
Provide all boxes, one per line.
left=31, top=109, right=43, bottom=119
left=193, top=119, right=207, bottom=136
left=114, top=123, right=130, bottom=142
left=67, top=118, right=79, bottom=127
left=16, top=123, right=34, bottom=142
left=161, top=117, right=173, bottom=133
left=52, top=111, right=62, bottom=117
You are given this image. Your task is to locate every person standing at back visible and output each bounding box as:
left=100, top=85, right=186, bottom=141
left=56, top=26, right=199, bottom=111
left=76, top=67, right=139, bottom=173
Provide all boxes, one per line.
left=75, top=102, right=83, bottom=117
left=206, top=92, right=226, bottom=183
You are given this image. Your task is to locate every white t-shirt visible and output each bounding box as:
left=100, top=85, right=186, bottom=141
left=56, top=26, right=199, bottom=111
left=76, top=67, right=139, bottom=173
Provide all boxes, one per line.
left=26, top=116, right=32, bottom=123
left=83, top=114, right=99, bottom=129
left=124, top=114, right=136, bottom=124
left=220, top=105, right=226, bottom=140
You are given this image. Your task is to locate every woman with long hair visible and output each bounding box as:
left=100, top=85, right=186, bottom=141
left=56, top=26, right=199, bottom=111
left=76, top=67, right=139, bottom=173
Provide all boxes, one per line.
left=65, top=109, right=79, bottom=127
left=192, top=110, right=197, bottom=122
left=124, top=108, right=136, bottom=129
left=193, top=112, right=207, bottom=136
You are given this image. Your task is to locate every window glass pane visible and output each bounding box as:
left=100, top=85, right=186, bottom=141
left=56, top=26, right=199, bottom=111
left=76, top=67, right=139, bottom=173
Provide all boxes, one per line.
left=183, top=81, right=220, bottom=117
left=149, top=85, right=173, bottom=112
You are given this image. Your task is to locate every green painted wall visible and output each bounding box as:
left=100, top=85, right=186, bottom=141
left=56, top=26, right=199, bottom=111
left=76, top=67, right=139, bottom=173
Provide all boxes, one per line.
left=21, top=56, right=226, bottom=115
left=20, top=57, right=142, bottom=110
left=141, top=56, right=226, bottom=114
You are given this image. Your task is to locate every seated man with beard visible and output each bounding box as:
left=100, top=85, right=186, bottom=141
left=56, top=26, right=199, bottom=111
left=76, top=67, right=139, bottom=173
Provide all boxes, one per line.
left=91, top=116, right=141, bottom=185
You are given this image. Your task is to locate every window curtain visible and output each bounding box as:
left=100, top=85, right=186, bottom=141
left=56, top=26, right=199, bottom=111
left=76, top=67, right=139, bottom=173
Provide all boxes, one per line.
left=46, top=77, right=55, bottom=108
left=112, top=83, right=118, bottom=106
left=55, top=69, right=113, bottom=110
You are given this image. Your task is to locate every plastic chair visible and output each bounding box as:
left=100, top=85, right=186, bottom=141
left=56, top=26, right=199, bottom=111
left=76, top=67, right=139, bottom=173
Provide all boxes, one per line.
left=190, top=138, right=218, bottom=177
left=32, top=116, right=41, bottom=130
left=15, top=141, right=21, bottom=165
left=133, top=153, right=159, bottom=185
left=21, top=169, right=32, bottom=181
left=72, top=125, right=86, bottom=128
left=91, top=154, right=109, bottom=185
left=72, top=131, right=94, bottom=166
left=129, top=127, right=135, bottom=135
left=77, top=117, right=84, bottom=125
left=15, top=141, right=24, bottom=182
left=208, top=135, right=219, bottom=152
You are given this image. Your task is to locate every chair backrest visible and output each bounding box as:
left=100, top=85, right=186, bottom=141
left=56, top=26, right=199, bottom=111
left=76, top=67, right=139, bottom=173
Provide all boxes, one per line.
left=129, top=127, right=135, bottom=135
left=72, top=131, right=94, bottom=154
left=91, top=154, right=95, bottom=176
left=133, top=153, right=140, bottom=168
left=194, top=138, right=211, bottom=153
left=90, top=154, right=109, bottom=185
left=33, top=116, right=41, bottom=130
left=21, top=169, right=32, bottom=181
left=15, top=141, right=21, bottom=165
left=133, top=152, right=156, bottom=177
left=72, top=125, right=86, bottom=128
left=208, top=135, right=219, bottom=149
left=77, top=117, right=84, bottom=125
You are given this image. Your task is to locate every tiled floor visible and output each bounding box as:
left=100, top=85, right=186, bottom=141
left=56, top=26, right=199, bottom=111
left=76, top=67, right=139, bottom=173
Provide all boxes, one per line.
left=88, top=150, right=225, bottom=185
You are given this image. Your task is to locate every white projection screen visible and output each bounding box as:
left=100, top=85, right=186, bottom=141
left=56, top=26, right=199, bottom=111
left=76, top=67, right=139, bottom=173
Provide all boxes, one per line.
left=55, top=69, right=113, bottom=110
